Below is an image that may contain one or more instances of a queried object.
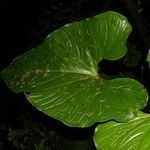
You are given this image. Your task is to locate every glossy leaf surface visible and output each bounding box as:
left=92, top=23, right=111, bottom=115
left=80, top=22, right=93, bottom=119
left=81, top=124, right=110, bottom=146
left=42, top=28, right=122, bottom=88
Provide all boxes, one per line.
left=1, top=11, right=148, bottom=127
left=94, top=112, right=150, bottom=150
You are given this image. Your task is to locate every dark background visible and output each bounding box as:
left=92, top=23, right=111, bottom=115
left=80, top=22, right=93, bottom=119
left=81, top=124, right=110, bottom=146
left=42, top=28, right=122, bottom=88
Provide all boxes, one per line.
left=0, top=0, right=150, bottom=149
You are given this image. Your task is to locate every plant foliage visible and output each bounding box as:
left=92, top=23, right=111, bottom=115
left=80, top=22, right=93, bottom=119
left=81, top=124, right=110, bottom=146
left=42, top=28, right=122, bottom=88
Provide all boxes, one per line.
left=1, top=11, right=148, bottom=127
left=94, top=112, right=150, bottom=150
left=147, top=49, right=150, bottom=64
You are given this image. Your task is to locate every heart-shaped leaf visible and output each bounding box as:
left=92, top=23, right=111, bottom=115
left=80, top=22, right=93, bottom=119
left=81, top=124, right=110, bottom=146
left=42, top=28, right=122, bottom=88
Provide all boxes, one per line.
left=1, top=11, right=148, bottom=127
left=94, top=112, right=150, bottom=150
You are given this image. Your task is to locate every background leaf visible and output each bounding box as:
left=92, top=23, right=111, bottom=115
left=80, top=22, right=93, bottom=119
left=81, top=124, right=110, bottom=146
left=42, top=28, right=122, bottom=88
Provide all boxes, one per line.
left=1, top=11, right=148, bottom=127
left=146, top=49, right=150, bottom=69
left=147, top=49, right=150, bottom=63
left=94, top=112, right=150, bottom=150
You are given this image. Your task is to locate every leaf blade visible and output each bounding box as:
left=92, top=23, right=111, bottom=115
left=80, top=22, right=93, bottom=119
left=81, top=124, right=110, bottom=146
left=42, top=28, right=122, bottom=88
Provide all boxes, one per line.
left=1, top=11, right=148, bottom=127
left=94, top=112, right=150, bottom=150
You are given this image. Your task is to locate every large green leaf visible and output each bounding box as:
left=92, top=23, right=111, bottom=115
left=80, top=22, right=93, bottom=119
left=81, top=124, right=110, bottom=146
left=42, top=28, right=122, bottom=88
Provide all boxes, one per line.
left=1, top=11, right=148, bottom=127
left=94, top=112, right=150, bottom=150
